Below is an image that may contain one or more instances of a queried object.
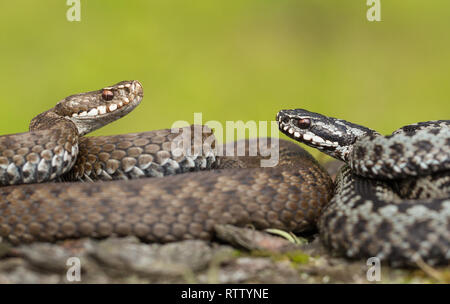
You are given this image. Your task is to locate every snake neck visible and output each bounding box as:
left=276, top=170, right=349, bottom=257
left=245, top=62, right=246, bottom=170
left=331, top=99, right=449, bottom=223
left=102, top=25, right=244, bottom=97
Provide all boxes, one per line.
left=277, top=109, right=379, bottom=163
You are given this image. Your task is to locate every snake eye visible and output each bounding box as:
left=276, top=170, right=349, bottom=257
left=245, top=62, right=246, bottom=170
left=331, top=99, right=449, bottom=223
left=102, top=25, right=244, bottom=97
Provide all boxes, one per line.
left=102, top=89, right=114, bottom=101
left=296, top=118, right=311, bottom=129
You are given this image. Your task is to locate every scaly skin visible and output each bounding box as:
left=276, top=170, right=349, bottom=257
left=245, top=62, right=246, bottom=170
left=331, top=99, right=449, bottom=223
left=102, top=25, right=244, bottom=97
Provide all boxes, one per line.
left=0, top=82, right=333, bottom=244
left=277, top=108, right=450, bottom=267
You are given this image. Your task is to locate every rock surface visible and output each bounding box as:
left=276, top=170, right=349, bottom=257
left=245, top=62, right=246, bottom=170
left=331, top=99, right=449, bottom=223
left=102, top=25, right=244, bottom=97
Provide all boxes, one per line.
left=0, top=159, right=448, bottom=283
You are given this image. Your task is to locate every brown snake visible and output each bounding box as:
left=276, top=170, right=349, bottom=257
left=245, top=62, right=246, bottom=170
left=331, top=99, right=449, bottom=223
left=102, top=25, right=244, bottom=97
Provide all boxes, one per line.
left=0, top=80, right=333, bottom=244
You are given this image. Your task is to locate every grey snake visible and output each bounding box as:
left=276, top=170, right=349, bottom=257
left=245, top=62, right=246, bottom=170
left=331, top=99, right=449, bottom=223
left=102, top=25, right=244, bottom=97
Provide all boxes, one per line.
left=0, top=81, right=332, bottom=246
left=278, top=109, right=449, bottom=266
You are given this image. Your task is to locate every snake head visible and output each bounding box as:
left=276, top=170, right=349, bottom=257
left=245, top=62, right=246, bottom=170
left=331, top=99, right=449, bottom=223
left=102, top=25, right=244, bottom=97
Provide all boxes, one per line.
left=277, top=109, right=376, bottom=162
left=51, top=80, right=143, bottom=136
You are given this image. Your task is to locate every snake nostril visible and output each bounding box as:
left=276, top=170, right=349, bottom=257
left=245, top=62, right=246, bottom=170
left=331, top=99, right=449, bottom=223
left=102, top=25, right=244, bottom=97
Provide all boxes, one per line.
left=281, top=116, right=290, bottom=124
left=102, top=89, right=114, bottom=101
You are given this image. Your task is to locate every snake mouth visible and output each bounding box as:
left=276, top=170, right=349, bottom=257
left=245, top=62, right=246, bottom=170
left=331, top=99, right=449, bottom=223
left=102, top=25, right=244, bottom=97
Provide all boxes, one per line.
left=59, top=80, right=144, bottom=136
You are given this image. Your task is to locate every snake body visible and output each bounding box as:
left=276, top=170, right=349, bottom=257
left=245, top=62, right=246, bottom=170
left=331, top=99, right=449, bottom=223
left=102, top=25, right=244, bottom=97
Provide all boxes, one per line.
left=0, top=81, right=332, bottom=245
left=4, top=80, right=447, bottom=267
left=277, top=109, right=450, bottom=266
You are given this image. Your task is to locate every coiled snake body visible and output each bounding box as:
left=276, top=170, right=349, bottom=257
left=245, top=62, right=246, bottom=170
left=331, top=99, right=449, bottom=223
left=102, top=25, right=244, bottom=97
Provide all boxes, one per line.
left=277, top=109, right=450, bottom=266
left=0, top=81, right=332, bottom=245
left=2, top=80, right=448, bottom=267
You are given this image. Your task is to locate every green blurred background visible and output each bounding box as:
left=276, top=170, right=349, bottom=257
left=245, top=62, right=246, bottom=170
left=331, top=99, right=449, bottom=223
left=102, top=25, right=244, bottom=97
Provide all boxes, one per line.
left=0, top=1, right=449, bottom=159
